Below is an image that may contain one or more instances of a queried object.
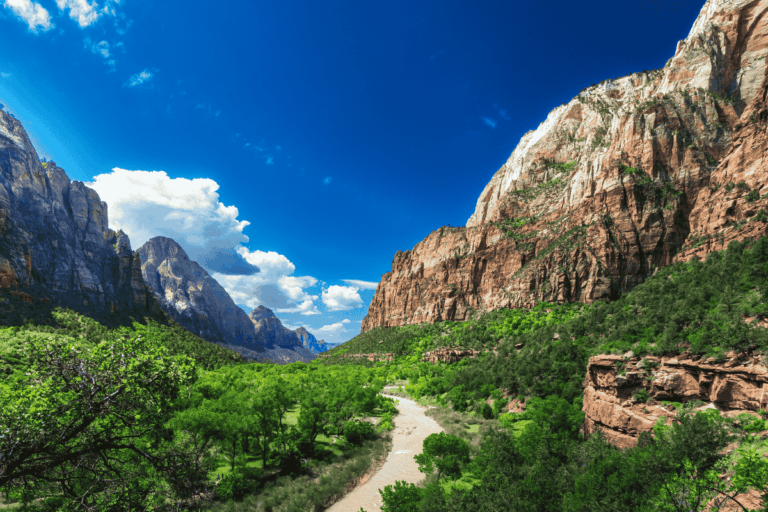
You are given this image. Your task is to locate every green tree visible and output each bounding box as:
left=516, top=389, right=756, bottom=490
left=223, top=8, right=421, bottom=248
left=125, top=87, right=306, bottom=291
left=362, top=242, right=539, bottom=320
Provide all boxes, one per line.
left=0, top=334, right=204, bottom=509
left=380, top=480, right=423, bottom=512
left=414, top=433, right=470, bottom=482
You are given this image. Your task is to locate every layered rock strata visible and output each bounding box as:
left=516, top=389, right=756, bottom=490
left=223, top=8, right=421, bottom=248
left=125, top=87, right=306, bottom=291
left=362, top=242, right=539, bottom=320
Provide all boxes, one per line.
left=0, top=109, right=159, bottom=320
left=422, top=347, right=481, bottom=364
left=583, top=353, right=768, bottom=448
left=363, top=0, right=768, bottom=331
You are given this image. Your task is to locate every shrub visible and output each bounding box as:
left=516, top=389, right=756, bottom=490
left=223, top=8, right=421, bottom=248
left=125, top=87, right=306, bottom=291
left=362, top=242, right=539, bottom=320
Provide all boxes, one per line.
left=344, top=420, right=375, bottom=445
left=747, top=189, right=760, bottom=202
left=380, top=480, right=423, bottom=512
left=634, top=388, right=653, bottom=403
left=216, top=468, right=258, bottom=501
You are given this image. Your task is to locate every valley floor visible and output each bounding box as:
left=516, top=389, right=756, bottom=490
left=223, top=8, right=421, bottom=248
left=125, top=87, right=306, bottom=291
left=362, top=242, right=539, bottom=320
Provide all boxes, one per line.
left=328, top=395, right=442, bottom=512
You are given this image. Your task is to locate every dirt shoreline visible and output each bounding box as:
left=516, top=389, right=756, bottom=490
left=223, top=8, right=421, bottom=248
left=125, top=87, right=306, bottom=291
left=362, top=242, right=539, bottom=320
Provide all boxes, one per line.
left=326, top=395, right=443, bottom=512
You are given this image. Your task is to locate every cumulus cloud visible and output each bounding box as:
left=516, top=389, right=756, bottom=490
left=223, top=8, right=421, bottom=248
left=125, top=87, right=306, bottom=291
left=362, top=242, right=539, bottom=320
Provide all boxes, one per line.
left=322, top=285, right=363, bottom=311
left=56, top=0, right=99, bottom=27
left=3, top=0, right=53, bottom=32
left=212, top=251, right=320, bottom=315
left=84, top=37, right=115, bottom=70
left=125, top=69, right=153, bottom=87
left=316, top=319, right=351, bottom=334
left=87, top=168, right=258, bottom=275
left=342, top=279, right=378, bottom=290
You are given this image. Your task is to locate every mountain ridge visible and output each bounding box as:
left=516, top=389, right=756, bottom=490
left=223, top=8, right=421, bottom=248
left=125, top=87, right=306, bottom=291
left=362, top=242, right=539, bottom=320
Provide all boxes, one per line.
left=362, top=0, right=768, bottom=332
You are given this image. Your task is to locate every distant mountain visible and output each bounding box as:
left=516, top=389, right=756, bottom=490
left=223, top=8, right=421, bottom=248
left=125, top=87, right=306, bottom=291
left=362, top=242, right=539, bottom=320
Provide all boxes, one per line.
left=138, top=237, right=264, bottom=351
left=294, top=326, right=333, bottom=353
left=138, top=238, right=314, bottom=364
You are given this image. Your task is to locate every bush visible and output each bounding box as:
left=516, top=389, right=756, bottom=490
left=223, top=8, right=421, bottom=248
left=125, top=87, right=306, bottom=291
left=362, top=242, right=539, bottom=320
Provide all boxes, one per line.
left=481, top=402, right=494, bottom=419
left=378, top=412, right=395, bottom=432
left=216, top=468, right=258, bottom=501
left=747, top=189, right=760, bottom=202
left=380, top=480, right=423, bottom=512
left=345, top=420, right=376, bottom=445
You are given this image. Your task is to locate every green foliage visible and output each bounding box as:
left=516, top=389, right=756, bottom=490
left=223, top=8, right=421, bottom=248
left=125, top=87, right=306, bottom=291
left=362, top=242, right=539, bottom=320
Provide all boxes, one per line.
left=0, top=332, right=204, bottom=509
left=634, top=388, right=652, bottom=403
left=379, top=480, right=423, bottom=512
left=415, top=433, right=470, bottom=481
left=344, top=420, right=376, bottom=445
left=747, top=188, right=760, bottom=203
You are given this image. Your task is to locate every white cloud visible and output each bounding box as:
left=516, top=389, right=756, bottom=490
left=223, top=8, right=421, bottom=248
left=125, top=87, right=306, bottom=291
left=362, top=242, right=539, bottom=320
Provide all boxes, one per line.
left=87, top=168, right=258, bottom=275
left=87, top=168, right=324, bottom=315
left=322, top=285, right=363, bottom=311
left=482, top=117, right=497, bottom=128
left=342, top=279, right=378, bottom=290
left=3, top=0, right=52, bottom=32
left=56, top=0, right=99, bottom=27
left=316, top=318, right=351, bottom=334
left=125, top=69, right=153, bottom=87
left=84, top=37, right=115, bottom=70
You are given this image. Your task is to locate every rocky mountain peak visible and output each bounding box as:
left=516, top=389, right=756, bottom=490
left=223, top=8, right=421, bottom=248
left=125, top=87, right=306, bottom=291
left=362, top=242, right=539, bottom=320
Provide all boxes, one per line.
left=249, top=305, right=277, bottom=322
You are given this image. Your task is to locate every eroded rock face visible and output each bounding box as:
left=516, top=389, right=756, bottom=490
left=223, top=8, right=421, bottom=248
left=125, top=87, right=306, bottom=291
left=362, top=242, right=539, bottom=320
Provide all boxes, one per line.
left=363, top=0, right=768, bottom=331
left=583, top=353, right=768, bottom=448
left=0, top=109, right=159, bottom=318
left=138, top=237, right=264, bottom=349
left=138, top=239, right=317, bottom=364
left=294, top=326, right=333, bottom=353
left=422, top=347, right=481, bottom=364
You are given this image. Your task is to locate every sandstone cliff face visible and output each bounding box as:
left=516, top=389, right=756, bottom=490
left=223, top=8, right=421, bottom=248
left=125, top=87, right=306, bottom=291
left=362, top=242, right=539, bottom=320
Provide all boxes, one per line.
left=0, top=109, right=158, bottom=319
left=583, top=353, right=768, bottom=448
left=363, top=0, right=768, bottom=331
left=138, top=237, right=263, bottom=349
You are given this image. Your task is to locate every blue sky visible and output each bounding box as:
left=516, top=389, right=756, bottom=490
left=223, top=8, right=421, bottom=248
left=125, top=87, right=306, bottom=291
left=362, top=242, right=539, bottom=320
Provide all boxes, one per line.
left=0, top=0, right=703, bottom=343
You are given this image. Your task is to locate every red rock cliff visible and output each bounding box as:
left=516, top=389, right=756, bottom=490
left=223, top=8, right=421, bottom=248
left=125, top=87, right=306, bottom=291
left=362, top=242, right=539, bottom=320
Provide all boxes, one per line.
left=583, top=352, right=768, bottom=448
left=363, top=0, right=768, bottom=331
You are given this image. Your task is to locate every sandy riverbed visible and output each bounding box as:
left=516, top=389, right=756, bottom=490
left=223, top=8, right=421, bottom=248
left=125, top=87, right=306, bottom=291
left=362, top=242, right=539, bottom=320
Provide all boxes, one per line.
left=327, top=395, right=443, bottom=512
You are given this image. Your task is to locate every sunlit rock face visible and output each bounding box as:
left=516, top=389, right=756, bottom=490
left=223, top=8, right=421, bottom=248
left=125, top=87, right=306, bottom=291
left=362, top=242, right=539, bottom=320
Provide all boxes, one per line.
left=363, top=0, right=768, bottom=331
left=138, top=236, right=264, bottom=349
left=0, top=109, right=158, bottom=318
left=138, top=238, right=317, bottom=363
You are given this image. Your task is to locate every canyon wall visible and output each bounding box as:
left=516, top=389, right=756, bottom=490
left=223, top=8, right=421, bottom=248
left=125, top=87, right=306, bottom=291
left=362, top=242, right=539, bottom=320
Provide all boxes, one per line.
left=0, top=109, right=160, bottom=321
left=583, top=352, right=768, bottom=448
left=363, top=0, right=768, bottom=331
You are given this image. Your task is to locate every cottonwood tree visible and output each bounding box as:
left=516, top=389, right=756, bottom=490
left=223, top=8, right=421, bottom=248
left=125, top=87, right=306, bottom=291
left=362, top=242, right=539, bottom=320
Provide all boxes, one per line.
left=0, top=334, right=206, bottom=510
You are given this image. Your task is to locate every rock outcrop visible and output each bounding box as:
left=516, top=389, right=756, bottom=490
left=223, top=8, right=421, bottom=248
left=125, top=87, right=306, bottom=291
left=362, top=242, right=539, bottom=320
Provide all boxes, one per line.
left=583, top=353, right=768, bottom=448
left=138, top=237, right=264, bottom=350
left=294, top=326, right=333, bottom=353
left=363, top=0, right=768, bottom=331
left=0, top=109, right=160, bottom=321
left=422, top=347, right=481, bottom=364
